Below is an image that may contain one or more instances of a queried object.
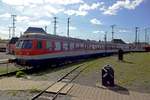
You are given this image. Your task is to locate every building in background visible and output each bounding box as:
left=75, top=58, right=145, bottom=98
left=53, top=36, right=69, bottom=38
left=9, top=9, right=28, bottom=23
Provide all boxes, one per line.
left=7, top=37, right=19, bottom=54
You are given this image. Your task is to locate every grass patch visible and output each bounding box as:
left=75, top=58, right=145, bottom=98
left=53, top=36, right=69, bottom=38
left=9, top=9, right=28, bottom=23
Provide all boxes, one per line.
left=29, top=87, right=40, bottom=93
left=0, top=64, right=20, bottom=75
left=16, top=70, right=26, bottom=78
left=81, top=52, right=150, bottom=92
left=7, top=91, right=18, bottom=96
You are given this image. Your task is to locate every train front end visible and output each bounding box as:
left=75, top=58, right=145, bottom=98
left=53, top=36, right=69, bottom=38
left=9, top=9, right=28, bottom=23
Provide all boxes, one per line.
left=15, top=38, right=36, bottom=66
left=14, top=27, right=47, bottom=67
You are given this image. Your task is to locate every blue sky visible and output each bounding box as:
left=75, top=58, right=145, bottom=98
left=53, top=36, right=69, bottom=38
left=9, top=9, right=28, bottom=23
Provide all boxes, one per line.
left=0, top=0, right=149, bottom=43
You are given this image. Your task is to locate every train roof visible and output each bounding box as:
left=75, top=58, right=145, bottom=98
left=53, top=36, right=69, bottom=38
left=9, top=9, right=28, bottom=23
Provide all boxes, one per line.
left=21, top=27, right=117, bottom=45
left=21, top=33, right=123, bottom=45
left=24, top=27, right=46, bottom=34
left=111, top=39, right=126, bottom=44
left=22, top=33, right=87, bottom=42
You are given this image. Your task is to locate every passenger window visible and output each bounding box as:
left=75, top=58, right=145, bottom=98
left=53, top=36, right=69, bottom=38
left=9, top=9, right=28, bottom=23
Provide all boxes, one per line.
left=76, top=43, right=80, bottom=49
left=37, top=40, right=42, bottom=49
left=80, top=43, right=84, bottom=48
left=46, top=41, right=52, bottom=50
left=63, top=42, right=68, bottom=50
left=54, top=41, right=61, bottom=50
left=70, top=43, right=74, bottom=50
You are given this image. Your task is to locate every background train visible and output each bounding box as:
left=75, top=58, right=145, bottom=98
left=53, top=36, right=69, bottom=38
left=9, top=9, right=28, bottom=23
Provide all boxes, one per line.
left=14, top=27, right=145, bottom=67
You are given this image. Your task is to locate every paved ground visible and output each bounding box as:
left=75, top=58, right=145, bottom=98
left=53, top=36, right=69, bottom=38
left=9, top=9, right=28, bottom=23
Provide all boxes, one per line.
left=0, top=77, right=51, bottom=91
left=68, top=84, right=150, bottom=100
left=0, top=77, right=149, bottom=100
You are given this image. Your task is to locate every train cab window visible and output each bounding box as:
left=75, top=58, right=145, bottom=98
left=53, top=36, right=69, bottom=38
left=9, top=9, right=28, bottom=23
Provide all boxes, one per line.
left=15, top=41, right=20, bottom=48
left=37, top=40, right=42, bottom=49
left=54, top=41, right=61, bottom=51
left=46, top=41, right=52, bottom=50
left=22, top=40, right=32, bottom=49
left=16, top=40, right=23, bottom=48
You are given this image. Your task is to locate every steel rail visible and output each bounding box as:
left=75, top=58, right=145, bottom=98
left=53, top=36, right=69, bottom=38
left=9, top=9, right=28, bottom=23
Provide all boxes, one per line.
left=31, top=64, right=85, bottom=100
left=51, top=64, right=89, bottom=100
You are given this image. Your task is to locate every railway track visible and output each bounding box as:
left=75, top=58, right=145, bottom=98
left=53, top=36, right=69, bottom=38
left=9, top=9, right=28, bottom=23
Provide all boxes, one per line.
left=0, top=59, right=18, bottom=77
left=0, top=67, right=34, bottom=77
left=0, top=58, right=92, bottom=100
left=0, top=58, right=34, bottom=77
left=0, top=58, right=86, bottom=77
left=0, top=58, right=84, bottom=77
left=0, top=66, right=32, bottom=77
left=31, top=63, right=90, bottom=100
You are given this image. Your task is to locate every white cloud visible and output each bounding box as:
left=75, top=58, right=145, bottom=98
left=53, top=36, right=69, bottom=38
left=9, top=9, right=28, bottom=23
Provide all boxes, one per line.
left=124, top=0, right=144, bottom=9
left=24, top=0, right=44, bottom=5
left=103, top=0, right=144, bottom=15
left=118, top=29, right=130, bottom=33
left=0, top=26, right=10, bottom=39
left=17, top=27, right=25, bottom=32
left=2, top=0, right=84, bottom=6
left=64, top=2, right=103, bottom=16
left=45, top=0, right=84, bottom=5
left=90, top=18, right=102, bottom=25
left=79, top=2, right=103, bottom=11
left=75, top=10, right=88, bottom=16
left=103, top=0, right=128, bottom=15
left=26, top=9, right=52, bottom=18
left=70, top=26, right=76, bottom=30
left=0, top=26, right=26, bottom=39
left=16, top=16, right=30, bottom=22
left=2, top=0, right=102, bottom=18
left=28, top=20, right=50, bottom=27
left=15, top=5, right=57, bottom=18
left=93, top=30, right=105, bottom=34
left=64, top=10, right=76, bottom=16
left=2, top=0, right=24, bottom=6
left=2, top=0, right=44, bottom=6
left=44, top=5, right=64, bottom=14
left=0, top=13, right=11, bottom=18
left=64, top=10, right=88, bottom=16
left=15, top=6, right=25, bottom=12
left=93, top=30, right=100, bottom=34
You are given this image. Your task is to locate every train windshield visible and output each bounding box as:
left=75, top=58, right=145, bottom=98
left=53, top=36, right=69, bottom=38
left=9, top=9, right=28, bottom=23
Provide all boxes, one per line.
left=16, top=40, right=32, bottom=49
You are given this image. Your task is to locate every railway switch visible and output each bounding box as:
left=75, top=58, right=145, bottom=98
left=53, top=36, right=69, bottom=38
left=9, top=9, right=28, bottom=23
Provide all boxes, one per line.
left=102, top=65, right=114, bottom=87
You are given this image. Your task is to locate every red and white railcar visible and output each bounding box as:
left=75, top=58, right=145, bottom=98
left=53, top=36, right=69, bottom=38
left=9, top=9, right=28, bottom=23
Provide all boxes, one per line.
left=14, top=27, right=141, bottom=67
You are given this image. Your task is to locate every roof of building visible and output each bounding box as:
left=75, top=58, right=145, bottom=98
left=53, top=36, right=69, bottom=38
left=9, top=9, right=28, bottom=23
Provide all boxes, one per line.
left=111, top=39, right=126, bottom=44
left=24, top=27, right=46, bottom=34
left=8, top=37, right=19, bottom=44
